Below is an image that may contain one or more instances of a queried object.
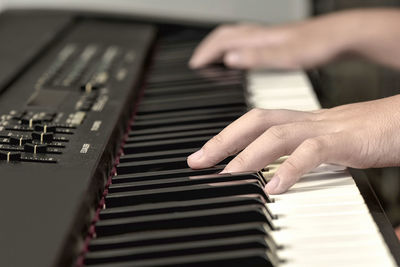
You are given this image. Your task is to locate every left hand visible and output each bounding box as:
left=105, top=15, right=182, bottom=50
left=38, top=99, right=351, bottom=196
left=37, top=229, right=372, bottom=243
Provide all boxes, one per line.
left=187, top=95, right=400, bottom=194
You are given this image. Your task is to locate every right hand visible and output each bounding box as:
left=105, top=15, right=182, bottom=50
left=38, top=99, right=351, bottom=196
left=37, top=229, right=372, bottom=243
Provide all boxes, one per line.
left=189, top=9, right=400, bottom=70
left=187, top=95, right=400, bottom=195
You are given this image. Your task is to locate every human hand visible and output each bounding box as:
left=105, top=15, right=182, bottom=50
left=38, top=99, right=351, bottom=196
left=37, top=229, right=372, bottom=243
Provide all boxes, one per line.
left=189, top=9, right=400, bottom=70
left=187, top=95, right=400, bottom=194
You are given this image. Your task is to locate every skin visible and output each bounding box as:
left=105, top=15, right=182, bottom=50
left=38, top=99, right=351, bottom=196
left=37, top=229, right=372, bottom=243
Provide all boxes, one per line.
left=189, top=9, right=400, bottom=70
left=186, top=8, right=400, bottom=195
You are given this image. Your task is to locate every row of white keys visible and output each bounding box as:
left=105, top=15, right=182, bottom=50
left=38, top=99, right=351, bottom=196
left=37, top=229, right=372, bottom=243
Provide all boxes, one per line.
left=247, top=70, right=320, bottom=111
left=247, top=70, right=396, bottom=266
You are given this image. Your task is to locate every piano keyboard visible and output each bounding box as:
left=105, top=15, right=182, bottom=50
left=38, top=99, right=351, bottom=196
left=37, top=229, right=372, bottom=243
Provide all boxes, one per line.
left=1, top=13, right=398, bottom=267
left=78, top=37, right=398, bottom=267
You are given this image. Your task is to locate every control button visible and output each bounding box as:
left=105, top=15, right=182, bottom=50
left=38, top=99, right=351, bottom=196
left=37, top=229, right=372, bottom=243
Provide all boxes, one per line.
left=6, top=125, right=33, bottom=132
left=34, top=124, right=56, bottom=133
left=9, top=136, right=31, bottom=146
left=47, top=142, right=65, bottom=148
left=43, top=116, right=54, bottom=122
left=0, top=151, right=21, bottom=162
left=81, top=82, right=99, bottom=92
left=86, top=92, right=99, bottom=101
left=0, top=131, right=12, bottom=138
left=46, top=148, right=62, bottom=154
left=21, top=118, right=42, bottom=127
left=9, top=110, right=25, bottom=120
left=42, top=112, right=56, bottom=122
left=79, top=102, right=92, bottom=112
left=67, top=111, right=86, bottom=125
left=53, top=136, right=69, bottom=142
left=55, top=128, right=74, bottom=135
left=20, top=156, right=57, bottom=163
left=32, top=132, right=54, bottom=143
left=24, top=143, right=47, bottom=154
left=54, top=124, right=76, bottom=129
left=0, top=138, right=9, bottom=144
left=0, top=144, right=24, bottom=152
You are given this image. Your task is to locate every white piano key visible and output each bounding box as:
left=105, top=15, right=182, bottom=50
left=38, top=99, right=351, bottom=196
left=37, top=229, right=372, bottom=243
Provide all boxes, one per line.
left=270, top=184, right=363, bottom=202
left=248, top=69, right=320, bottom=110
left=280, top=253, right=395, bottom=267
left=272, top=212, right=377, bottom=229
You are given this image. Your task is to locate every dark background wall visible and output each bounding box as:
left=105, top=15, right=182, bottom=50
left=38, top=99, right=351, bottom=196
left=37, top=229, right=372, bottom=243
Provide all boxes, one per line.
left=313, top=0, right=400, bottom=227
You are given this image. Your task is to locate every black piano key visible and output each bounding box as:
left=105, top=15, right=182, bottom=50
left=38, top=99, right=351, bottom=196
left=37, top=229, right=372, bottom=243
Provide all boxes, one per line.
left=95, top=205, right=272, bottom=236
left=149, top=68, right=241, bottom=81
left=130, top=113, right=242, bottom=130
left=89, top=222, right=272, bottom=251
left=83, top=249, right=274, bottom=267
left=147, top=72, right=241, bottom=85
left=139, top=90, right=245, bottom=106
left=153, top=51, right=194, bottom=62
left=84, top=236, right=271, bottom=265
left=99, top=195, right=267, bottom=220
left=128, top=121, right=229, bottom=136
left=134, top=106, right=245, bottom=121
left=122, top=136, right=211, bottom=154
left=113, top=166, right=224, bottom=183
left=148, top=64, right=240, bottom=75
left=145, top=81, right=243, bottom=97
left=115, top=156, right=232, bottom=174
left=157, top=40, right=199, bottom=49
left=137, top=93, right=245, bottom=114
left=150, top=64, right=237, bottom=76
left=108, top=172, right=264, bottom=193
left=105, top=182, right=270, bottom=208
left=119, top=148, right=197, bottom=163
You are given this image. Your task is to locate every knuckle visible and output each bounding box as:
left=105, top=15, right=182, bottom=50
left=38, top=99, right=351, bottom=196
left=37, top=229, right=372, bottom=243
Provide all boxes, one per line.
left=216, top=25, right=235, bottom=34
left=204, top=134, right=225, bottom=152
left=310, top=109, right=329, bottom=122
left=204, top=133, right=237, bottom=159
left=232, top=153, right=250, bottom=170
left=211, top=133, right=225, bottom=146
left=283, top=158, right=302, bottom=177
left=248, top=108, right=267, bottom=120
left=268, top=125, right=289, bottom=141
left=301, top=137, right=325, bottom=154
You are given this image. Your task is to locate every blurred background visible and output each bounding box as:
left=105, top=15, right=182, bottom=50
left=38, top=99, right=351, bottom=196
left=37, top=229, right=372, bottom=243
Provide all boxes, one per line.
left=0, top=0, right=399, bottom=227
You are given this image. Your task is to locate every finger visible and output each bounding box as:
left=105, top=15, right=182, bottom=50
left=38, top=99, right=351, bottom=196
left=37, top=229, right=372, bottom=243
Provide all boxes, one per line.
left=189, top=25, right=243, bottom=68
left=187, top=108, right=316, bottom=169
left=189, top=25, right=264, bottom=68
left=265, top=133, right=348, bottom=195
left=222, top=121, right=332, bottom=173
left=224, top=46, right=300, bottom=70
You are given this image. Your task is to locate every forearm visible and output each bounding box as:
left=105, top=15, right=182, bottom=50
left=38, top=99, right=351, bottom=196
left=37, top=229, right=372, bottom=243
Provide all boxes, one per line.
left=315, top=8, right=400, bottom=69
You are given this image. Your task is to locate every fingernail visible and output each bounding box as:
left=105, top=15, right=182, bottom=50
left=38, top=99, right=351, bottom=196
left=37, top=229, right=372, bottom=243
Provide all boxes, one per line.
left=265, top=175, right=280, bottom=194
left=188, top=149, right=203, bottom=161
left=226, top=52, right=240, bottom=65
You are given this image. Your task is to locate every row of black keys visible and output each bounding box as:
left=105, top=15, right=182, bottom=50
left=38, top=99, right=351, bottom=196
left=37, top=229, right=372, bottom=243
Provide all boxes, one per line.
left=83, top=40, right=280, bottom=267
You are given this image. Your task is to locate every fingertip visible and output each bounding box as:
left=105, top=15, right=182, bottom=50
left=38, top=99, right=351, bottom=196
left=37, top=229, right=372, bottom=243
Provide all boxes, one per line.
left=224, top=51, right=241, bottom=66
left=187, top=149, right=204, bottom=168
left=188, top=57, right=201, bottom=69
left=264, top=175, right=281, bottom=194
left=188, top=57, right=198, bottom=69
